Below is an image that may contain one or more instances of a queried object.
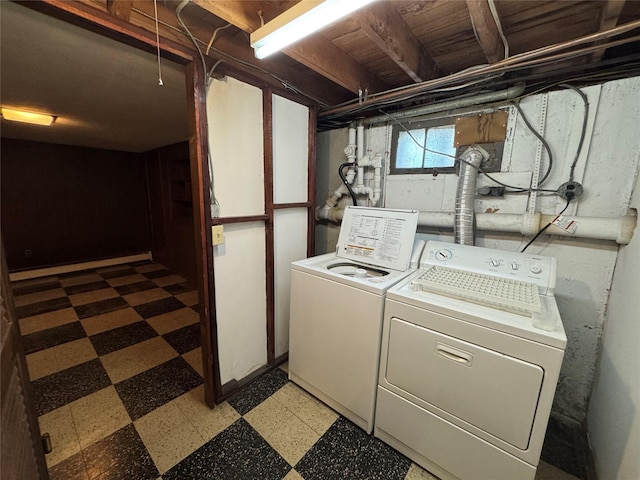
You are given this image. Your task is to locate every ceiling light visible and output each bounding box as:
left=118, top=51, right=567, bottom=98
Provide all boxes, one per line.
left=250, top=0, right=378, bottom=59
left=1, top=107, right=56, bottom=126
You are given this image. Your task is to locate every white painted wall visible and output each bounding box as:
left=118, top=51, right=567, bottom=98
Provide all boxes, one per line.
left=274, top=208, right=308, bottom=357
left=315, top=76, right=640, bottom=426
left=273, top=95, right=308, bottom=204
left=207, top=80, right=312, bottom=380
left=272, top=95, right=310, bottom=358
left=212, top=222, right=268, bottom=385
left=208, top=77, right=267, bottom=384
left=207, top=77, right=264, bottom=217
left=587, top=167, right=640, bottom=480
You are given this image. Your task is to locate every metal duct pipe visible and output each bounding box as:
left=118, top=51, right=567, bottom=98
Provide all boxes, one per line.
left=363, top=84, right=525, bottom=126
left=454, top=148, right=486, bottom=245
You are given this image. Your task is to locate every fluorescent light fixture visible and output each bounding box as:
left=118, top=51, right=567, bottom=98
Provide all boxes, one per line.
left=250, top=0, right=377, bottom=59
left=1, top=107, right=56, bottom=126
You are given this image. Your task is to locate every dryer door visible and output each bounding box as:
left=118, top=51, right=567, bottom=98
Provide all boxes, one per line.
left=383, top=317, right=543, bottom=450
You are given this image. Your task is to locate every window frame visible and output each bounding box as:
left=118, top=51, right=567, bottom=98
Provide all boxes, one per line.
left=390, top=117, right=458, bottom=175
left=389, top=111, right=506, bottom=176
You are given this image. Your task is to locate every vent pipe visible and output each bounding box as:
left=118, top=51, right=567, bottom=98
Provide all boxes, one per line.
left=454, top=146, right=488, bottom=245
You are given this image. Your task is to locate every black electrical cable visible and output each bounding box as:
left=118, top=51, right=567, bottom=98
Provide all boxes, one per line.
left=558, top=84, right=589, bottom=181
left=520, top=196, right=572, bottom=253
left=338, top=162, right=359, bottom=206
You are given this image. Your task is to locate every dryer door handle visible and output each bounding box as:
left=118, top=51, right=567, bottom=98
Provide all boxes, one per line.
left=435, top=343, right=473, bottom=366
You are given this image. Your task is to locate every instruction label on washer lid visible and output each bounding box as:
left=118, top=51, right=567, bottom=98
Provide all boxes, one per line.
left=336, top=207, right=419, bottom=272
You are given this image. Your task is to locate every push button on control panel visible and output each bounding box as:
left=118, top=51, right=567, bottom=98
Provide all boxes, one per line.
left=530, top=265, right=542, bottom=274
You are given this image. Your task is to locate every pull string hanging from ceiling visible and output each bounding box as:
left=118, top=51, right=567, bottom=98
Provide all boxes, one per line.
left=132, top=4, right=329, bottom=107
left=153, top=0, right=163, bottom=86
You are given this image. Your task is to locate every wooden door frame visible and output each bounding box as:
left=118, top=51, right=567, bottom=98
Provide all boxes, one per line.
left=30, top=0, right=221, bottom=405
left=1, top=239, right=50, bottom=479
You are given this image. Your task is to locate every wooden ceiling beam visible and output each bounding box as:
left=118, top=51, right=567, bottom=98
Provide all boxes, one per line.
left=106, top=0, right=133, bottom=22
left=465, top=0, right=504, bottom=64
left=591, top=0, right=626, bottom=62
left=192, top=0, right=388, bottom=94
left=354, top=2, right=440, bottom=83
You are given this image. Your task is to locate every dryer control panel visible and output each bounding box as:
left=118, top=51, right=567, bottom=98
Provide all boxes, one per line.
left=420, top=241, right=557, bottom=295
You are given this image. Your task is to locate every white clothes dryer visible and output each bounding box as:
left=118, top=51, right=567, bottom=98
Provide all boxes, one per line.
left=289, top=207, right=420, bottom=433
left=375, top=241, right=567, bottom=480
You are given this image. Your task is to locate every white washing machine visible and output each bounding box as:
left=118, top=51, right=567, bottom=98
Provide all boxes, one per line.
left=375, top=241, right=567, bottom=480
left=289, top=206, right=420, bottom=433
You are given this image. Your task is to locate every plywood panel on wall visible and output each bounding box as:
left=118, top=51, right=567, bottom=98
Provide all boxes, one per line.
left=207, top=77, right=265, bottom=217
left=273, top=95, right=309, bottom=204
left=213, top=222, right=267, bottom=384
left=273, top=209, right=308, bottom=358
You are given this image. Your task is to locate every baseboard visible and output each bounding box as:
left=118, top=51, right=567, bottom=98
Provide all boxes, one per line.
left=9, top=252, right=153, bottom=281
left=274, top=352, right=288, bottom=367
left=219, top=363, right=277, bottom=402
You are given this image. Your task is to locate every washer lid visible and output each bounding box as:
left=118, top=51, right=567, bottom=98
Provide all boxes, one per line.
left=336, top=207, right=419, bottom=272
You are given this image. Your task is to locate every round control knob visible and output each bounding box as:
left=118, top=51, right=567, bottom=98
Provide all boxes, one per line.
left=435, top=249, right=452, bottom=261
left=530, top=265, right=542, bottom=274
left=490, top=258, right=500, bottom=267
left=354, top=268, right=368, bottom=278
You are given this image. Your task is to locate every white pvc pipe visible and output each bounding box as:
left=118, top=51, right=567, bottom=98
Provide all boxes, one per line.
left=317, top=208, right=637, bottom=245
left=357, top=123, right=365, bottom=163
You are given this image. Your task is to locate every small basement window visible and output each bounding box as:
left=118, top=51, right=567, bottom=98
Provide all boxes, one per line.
left=390, top=116, right=505, bottom=175
left=391, top=119, right=457, bottom=174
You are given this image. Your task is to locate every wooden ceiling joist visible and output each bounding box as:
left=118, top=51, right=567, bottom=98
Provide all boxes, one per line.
left=192, top=0, right=388, bottom=94
left=592, top=0, right=627, bottom=62
left=354, top=2, right=440, bottom=83
left=106, top=0, right=133, bottom=22
left=465, top=0, right=505, bottom=64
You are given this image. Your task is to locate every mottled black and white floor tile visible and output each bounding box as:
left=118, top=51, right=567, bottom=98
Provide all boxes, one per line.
left=63, top=280, right=111, bottom=295
left=115, top=356, right=203, bottom=420
left=13, top=260, right=579, bottom=480
left=89, top=320, right=158, bottom=355
left=227, top=367, right=290, bottom=415
left=162, top=322, right=200, bottom=354
left=32, top=358, right=111, bottom=415
left=74, top=296, right=128, bottom=319
left=163, top=418, right=291, bottom=480
left=294, top=417, right=410, bottom=480
left=16, top=296, right=71, bottom=319
left=114, top=280, right=157, bottom=295
left=21, top=321, right=87, bottom=354
left=133, top=296, right=186, bottom=319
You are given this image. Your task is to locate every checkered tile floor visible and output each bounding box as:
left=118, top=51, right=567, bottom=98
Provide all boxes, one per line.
left=13, top=260, right=578, bottom=480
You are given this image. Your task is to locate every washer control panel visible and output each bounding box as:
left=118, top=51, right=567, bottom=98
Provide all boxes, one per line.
left=420, top=241, right=557, bottom=295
